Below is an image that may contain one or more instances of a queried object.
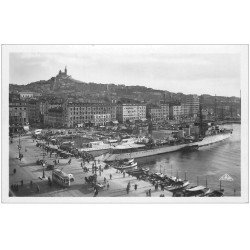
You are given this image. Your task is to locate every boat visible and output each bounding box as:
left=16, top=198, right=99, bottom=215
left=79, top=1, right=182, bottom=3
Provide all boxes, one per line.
left=116, top=162, right=137, bottom=171
left=103, top=126, right=232, bottom=161
left=79, top=138, right=137, bottom=157
left=184, top=186, right=211, bottom=197
left=206, top=189, right=224, bottom=197
left=122, top=158, right=135, bottom=165
left=127, top=167, right=149, bottom=176
left=115, top=158, right=138, bottom=171
left=79, top=141, right=114, bottom=157
left=166, top=180, right=190, bottom=192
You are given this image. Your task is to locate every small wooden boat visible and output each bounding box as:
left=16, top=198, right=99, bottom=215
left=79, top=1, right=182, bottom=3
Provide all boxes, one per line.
left=167, top=180, right=190, bottom=192
left=122, top=158, right=135, bottom=165
left=184, top=186, right=210, bottom=197
left=116, top=162, right=137, bottom=171
left=206, top=189, right=224, bottom=197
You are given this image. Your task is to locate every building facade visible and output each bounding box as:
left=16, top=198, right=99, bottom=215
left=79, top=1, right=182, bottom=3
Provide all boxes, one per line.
left=169, top=105, right=182, bottom=120
left=181, top=103, right=190, bottom=117
left=44, top=107, right=64, bottom=127
left=185, top=94, right=199, bottom=117
left=147, top=104, right=169, bottom=122
left=116, top=103, right=146, bottom=123
left=9, top=101, right=29, bottom=126
left=19, top=92, right=34, bottom=99
left=63, top=102, right=117, bottom=127
left=27, top=99, right=41, bottom=125
left=93, top=114, right=111, bottom=126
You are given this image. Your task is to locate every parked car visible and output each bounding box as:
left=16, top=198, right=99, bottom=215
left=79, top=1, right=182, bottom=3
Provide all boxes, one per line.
left=46, top=164, right=54, bottom=170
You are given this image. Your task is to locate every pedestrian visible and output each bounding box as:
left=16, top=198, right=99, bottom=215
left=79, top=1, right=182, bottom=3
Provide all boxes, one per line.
left=30, top=180, right=33, bottom=188
left=126, top=186, right=129, bottom=194
left=126, top=182, right=130, bottom=194
left=21, top=180, right=24, bottom=186
left=110, top=174, right=112, bottom=180
left=94, top=188, right=98, bottom=197
left=149, top=189, right=151, bottom=197
left=36, top=184, right=40, bottom=193
left=134, top=184, right=137, bottom=191
left=13, top=168, right=16, bottom=174
left=107, top=182, right=110, bottom=190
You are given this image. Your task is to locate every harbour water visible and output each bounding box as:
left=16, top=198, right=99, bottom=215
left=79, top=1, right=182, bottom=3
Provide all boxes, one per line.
left=136, top=124, right=241, bottom=196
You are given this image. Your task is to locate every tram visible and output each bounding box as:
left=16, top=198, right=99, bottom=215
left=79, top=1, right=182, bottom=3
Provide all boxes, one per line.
left=52, top=169, right=70, bottom=187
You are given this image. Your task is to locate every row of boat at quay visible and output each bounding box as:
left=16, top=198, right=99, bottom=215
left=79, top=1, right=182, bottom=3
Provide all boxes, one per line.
left=111, top=158, right=224, bottom=197
left=32, top=122, right=233, bottom=162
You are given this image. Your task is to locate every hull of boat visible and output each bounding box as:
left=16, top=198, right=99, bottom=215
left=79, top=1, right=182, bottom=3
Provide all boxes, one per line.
left=82, top=148, right=110, bottom=157
left=103, top=133, right=231, bottom=161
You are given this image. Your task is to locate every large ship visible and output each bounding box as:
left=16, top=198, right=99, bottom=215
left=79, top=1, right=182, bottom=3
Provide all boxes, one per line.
left=102, top=125, right=233, bottom=161
left=79, top=138, right=137, bottom=157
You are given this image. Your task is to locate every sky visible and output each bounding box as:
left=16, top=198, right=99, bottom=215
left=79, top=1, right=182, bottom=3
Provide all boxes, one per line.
left=9, top=45, right=243, bottom=97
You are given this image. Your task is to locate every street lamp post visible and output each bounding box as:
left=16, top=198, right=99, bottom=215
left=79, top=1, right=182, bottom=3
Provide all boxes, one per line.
left=41, top=138, right=46, bottom=178
left=42, top=163, right=45, bottom=178
left=18, top=132, right=22, bottom=160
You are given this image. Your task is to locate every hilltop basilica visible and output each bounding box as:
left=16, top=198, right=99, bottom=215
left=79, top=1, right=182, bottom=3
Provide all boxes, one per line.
left=56, top=66, right=70, bottom=80
left=50, top=66, right=72, bottom=90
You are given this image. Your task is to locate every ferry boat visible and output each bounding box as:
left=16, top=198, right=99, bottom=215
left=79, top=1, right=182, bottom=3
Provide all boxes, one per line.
left=80, top=138, right=137, bottom=157
left=79, top=141, right=114, bottom=157
left=115, top=159, right=138, bottom=171
left=103, top=125, right=233, bottom=162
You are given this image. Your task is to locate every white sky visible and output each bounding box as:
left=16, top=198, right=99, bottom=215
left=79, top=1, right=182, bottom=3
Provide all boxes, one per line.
left=9, top=45, right=242, bottom=97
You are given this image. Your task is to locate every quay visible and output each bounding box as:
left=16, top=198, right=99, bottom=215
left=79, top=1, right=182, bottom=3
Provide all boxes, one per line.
left=9, top=135, right=172, bottom=197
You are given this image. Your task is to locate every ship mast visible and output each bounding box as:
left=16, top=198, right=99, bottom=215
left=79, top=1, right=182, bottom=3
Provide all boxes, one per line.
left=199, top=96, right=203, bottom=137
left=214, top=94, right=217, bottom=122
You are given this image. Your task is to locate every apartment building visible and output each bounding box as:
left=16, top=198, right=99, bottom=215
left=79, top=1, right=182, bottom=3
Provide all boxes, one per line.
left=27, top=99, right=41, bottom=124
left=185, top=94, right=200, bottom=117
left=93, top=114, right=111, bottom=126
left=169, top=105, right=182, bottom=120
left=116, top=103, right=146, bottom=123
left=63, top=102, right=116, bottom=127
left=19, top=92, right=34, bottom=99
left=44, top=107, right=64, bottom=127
left=181, top=103, right=190, bottom=117
left=147, top=104, right=169, bottom=122
left=9, top=101, right=29, bottom=125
